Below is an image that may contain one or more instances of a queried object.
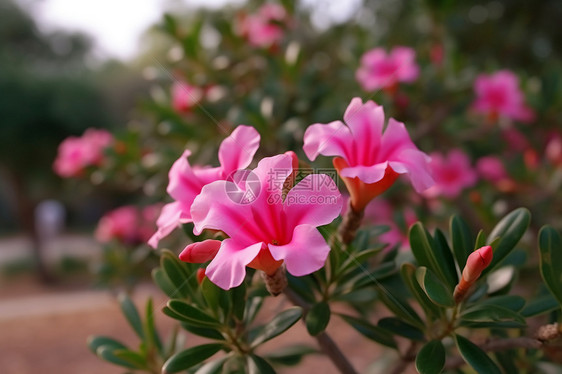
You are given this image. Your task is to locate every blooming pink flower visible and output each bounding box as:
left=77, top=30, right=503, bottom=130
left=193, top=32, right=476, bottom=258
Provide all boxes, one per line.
left=185, top=154, right=342, bottom=289
left=472, top=70, right=535, bottom=123
left=95, top=205, right=159, bottom=246
left=356, top=47, right=420, bottom=92
left=303, top=98, right=433, bottom=211
left=476, top=156, right=508, bottom=183
left=172, top=81, right=203, bottom=113
left=423, top=150, right=477, bottom=199
left=148, top=126, right=260, bottom=248
left=237, top=3, right=287, bottom=48
left=53, top=128, right=113, bottom=178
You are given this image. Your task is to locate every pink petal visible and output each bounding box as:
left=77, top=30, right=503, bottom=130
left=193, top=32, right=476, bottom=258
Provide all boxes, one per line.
left=269, top=224, right=330, bottom=276
left=303, top=120, right=353, bottom=162
left=218, top=125, right=261, bottom=176
left=252, top=153, right=293, bottom=202
left=206, top=240, right=263, bottom=289
left=391, top=47, right=419, bottom=82
left=343, top=99, right=384, bottom=165
left=284, top=174, right=342, bottom=229
left=147, top=202, right=183, bottom=248
left=379, top=118, right=417, bottom=160
left=179, top=240, right=221, bottom=263
left=339, top=162, right=389, bottom=184
left=388, top=149, right=435, bottom=192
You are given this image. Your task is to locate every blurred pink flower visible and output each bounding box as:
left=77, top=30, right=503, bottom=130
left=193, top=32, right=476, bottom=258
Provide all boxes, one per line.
left=424, top=150, right=477, bottom=199
left=237, top=3, right=287, bottom=48
left=148, top=125, right=260, bottom=248
left=172, top=81, right=203, bottom=113
left=303, top=97, right=433, bottom=211
left=53, top=128, right=113, bottom=178
left=95, top=204, right=159, bottom=246
left=502, top=127, right=529, bottom=152
left=356, top=46, right=420, bottom=92
left=476, top=156, right=508, bottom=183
left=187, top=154, right=342, bottom=289
left=546, top=134, right=562, bottom=166
left=472, top=70, right=535, bottom=123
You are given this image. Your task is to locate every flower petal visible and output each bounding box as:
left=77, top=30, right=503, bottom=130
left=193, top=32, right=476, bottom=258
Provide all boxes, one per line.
left=303, top=121, right=353, bottom=162
left=284, top=174, right=342, bottom=229
left=388, top=149, right=434, bottom=192
left=269, top=225, right=330, bottom=276
left=339, top=162, right=389, bottom=184
left=343, top=99, right=384, bottom=165
left=206, top=239, right=263, bottom=289
left=218, top=125, right=261, bottom=176
left=147, top=202, right=183, bottom=248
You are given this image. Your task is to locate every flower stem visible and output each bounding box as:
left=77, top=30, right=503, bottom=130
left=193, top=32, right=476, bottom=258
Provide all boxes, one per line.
left=337, top=201, right=364, bottom=245
left=283, top=288, right=358, bottom=374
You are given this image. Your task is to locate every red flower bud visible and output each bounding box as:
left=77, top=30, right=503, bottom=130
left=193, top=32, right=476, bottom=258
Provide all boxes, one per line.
left=179, top=240, right=221, bottom=263
left=454, top=245, right=493, bottom=303
left=196, top=268, right=206, bottom=284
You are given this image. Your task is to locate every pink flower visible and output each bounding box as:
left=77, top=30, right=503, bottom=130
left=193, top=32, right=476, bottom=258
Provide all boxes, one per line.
left=148, top=125, right=260, bottom=248
left=546, top=134, right=562, bottom=166
left=172, top=81, right=203, bottom=113
left=356, top=47, right=420, bottom=92
left=423, top=150, right=477, bottom=199
left=186, top=154, right=342, bottom=289
left=472, top=70, right=535, bottom=123
left=303, top=98, right=433, bottom=211
left=237, top=4, right=287, bottom=48
left=476, top=156, right=508, bottom=183
left=95, top=205, right=158, bottom=246
left=53, top=128, right=113, bottom=178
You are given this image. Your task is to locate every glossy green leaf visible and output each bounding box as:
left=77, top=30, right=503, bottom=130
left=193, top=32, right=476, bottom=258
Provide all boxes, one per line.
left=521, top=293, right=560, bottom=317
left=231, top=282, right=247, bottom=321
left=377, top=317, right=425, bottom=341
left=538, top=226, right=562, bottom=307
left=482, top=208, right=530, bottom=276
left=401, top=263, right=441, bottom=319
left=474, top=230, right=487, bottom=250
left=433, top=228, right=458, bottom=286
left=87, top=335, right=127, bottom=354
left=416, top=267, right=455, bottom=307
left=250, top=307, right=302, bottom=347
left=201, top=277, right=231, bottom=318
left=161, top=252, right=192, bottom=299
left=450, top=215, right=473, bottom=269
left=194, top=356, right=228, bottom=374
left=455, top=334, right=501, bottom=374
left=460, top=304, right=525, bottom=327
left=339, top=314, right=397, bottom=349
left=152, top=267, right=178, bottom=298
left=409, top=223, right=455, bottom=290
left=306, top=302, right=331, bottom=336
left=180, top=322, right=225, bottom=340
left=376, top=286, right=425, bottom=329
left=97, top=346, right=142, bottom=369
left=264, top=345, right=318, bottom=366
left=479, top=295, right=525, bottom=312
left=415, top=340, right=445, bottom=374
left=163, top=344, right=223, bottom=373
left=143, top=298, right=163, bottom=355
left=118, top=293, right=144, bottom=339
left=247, top=354, right=276, bottom=374
left=166, top=299, right=221, bottom=327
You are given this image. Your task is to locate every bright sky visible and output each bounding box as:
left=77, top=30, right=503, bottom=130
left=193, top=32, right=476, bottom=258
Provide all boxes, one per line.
left=17, top=0, right=359, bottom=60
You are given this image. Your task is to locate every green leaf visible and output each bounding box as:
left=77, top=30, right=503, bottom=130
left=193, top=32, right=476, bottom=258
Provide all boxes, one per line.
left=538, top=226, right=562, bottom=307
left=415, top=340, right=445, bottom=374
left=455, top=334, right=502, bottom=374
left=166, top=299, right=221, bottom=327
left=482, top=208, right=530, bottom=276
left=194, top=356, right=228, bottom=374
left=416, top=267, right=455, bottom=308
left=433, top=228, right=458, bottom=286
left=409, top=223, right=455, bottom=290
left=377, top=317, right=425, bottom=341
left=306, top=302, right=331, bottom=336
left=231, top=282, right=247, bottom=321
left=401, top=263, right=442, bottom=319
left=460, top=304, right=525, bottom=327
left=113, top=349, right=148, bottom=369
left=474, top=229, right=487, bottom=250
left=251, top=307, right=302, bottom=347
left=339, top=314, right=397, bottom=349
left=161, top=252, right=192, bottom=299
left=162, top=344, right=224, bottom=373
left=264, top=345, right=318, bottom=366
left=450, top=215, right=473, bottom=269
left=152, top=268, right=178, bottom=298
left=144, top=298, right=163, bottom=356
left=247, top=355, right=276, bottom=374
left=118, top=293, right=144, bottom=339
left=97, top=346, right=142, bottom=369
left=180, top=322, right=225, bottom=340
left=376, top=286, right=425, bottom=329
left=521, top=293, right=560, bottom=317
left=479, top=295, right=525, bottom=312
left=87, top=335, right=127, bottom=354
left=201, top=277, right=231, bottom=318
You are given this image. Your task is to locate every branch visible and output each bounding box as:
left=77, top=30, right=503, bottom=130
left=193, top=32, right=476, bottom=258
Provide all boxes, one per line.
left=445, top=337, right=542, bottom=370
left=389, top=341, right=418, bottom=374
left=283, top=288, right=358, bottom=374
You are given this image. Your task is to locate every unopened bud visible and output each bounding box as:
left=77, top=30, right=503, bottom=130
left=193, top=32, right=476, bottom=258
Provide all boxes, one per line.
left=454, top=245, right=493, bottom=303
left=196, top=268, right=206, bottom=284
left=179, top=239, right=221, bottom=263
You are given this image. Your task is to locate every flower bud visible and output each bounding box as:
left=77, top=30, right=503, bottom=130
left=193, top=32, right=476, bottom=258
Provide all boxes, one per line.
left=179, top=240, right=221, bottom=263
left=454, top=245, right=493, bottom=303
left=196, top=268, right=207, bottom=284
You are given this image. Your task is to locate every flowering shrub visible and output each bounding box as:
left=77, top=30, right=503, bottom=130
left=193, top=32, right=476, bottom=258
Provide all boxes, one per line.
left=49, top=1, right=562, bottom=373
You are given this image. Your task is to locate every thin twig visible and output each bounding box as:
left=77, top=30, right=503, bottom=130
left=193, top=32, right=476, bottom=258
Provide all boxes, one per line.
left=283, top=288, right=358, bottom=374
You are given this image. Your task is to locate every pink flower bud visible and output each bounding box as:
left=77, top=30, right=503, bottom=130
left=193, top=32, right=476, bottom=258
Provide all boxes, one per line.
left=179, top=240, right=221, bottom=263
left=454, top=245, right=493, bottom=303
left=196, top=268, right=207, bottom=284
